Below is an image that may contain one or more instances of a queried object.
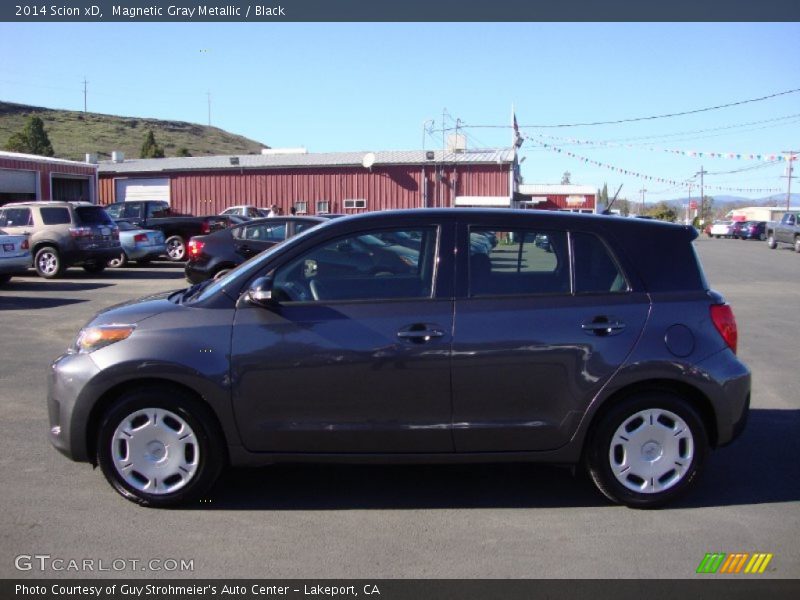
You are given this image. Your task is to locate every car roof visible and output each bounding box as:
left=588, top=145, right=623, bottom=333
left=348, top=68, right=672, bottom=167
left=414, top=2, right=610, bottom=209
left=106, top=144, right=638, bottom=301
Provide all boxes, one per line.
left=2, top=200, right=98, bottom=208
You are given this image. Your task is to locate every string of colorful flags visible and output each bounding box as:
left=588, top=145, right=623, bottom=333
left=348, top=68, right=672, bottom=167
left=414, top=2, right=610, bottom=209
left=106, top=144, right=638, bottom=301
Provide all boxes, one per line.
left=537, top=143, right=783, bottom=193
left=530, top=133, right=798, bottom=163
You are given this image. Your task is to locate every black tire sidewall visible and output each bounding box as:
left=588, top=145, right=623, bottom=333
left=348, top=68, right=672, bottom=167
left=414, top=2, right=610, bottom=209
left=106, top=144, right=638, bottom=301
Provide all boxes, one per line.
left=96, top=389, right=225, bottom=507
left=165, top=236, right=186, bottom=261
left=586, top=392, right=708, bottom=509
left=34, top=246, right=63, bottom=278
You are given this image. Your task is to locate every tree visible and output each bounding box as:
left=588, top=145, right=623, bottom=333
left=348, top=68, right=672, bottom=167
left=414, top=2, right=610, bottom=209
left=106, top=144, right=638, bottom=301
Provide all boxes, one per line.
left=645, top=201, right=678, bottom=222
left=140, top=130, right=165, bottom=158
left=177, top=147, right=192, bottom=157
left=560, top=171, right=572, bottom=185
left=4, top=116, right=55, bottom=156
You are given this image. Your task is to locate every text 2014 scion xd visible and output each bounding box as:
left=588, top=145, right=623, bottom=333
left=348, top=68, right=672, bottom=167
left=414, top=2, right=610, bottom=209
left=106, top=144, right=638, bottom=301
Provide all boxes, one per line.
left=48, top=209, right=750, bottom=508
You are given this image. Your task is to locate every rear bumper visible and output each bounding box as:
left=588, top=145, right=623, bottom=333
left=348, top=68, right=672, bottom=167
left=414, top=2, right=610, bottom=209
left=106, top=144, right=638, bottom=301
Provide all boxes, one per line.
left=62, top=246, right=123, bottom=266
left=126, top=243, right=166, bottom=261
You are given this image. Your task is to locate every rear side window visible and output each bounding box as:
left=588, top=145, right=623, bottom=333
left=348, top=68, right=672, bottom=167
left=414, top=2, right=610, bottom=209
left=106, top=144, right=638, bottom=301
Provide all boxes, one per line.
left=40, top=207, right=71, bottom=225
left=75, top=206, right=113, bottom=225
left=572, top=232, right=628, bottom=294
left=0, top=208, right=32, bottom=227
left=468, top=228, right=570, bottom=297
left=147, top=202, right=170, bottom=218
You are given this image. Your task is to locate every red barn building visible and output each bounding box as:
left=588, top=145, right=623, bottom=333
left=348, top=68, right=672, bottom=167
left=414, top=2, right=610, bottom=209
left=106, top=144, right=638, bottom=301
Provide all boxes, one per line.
left=517, top=184, right=597, bottom=213
left=0, top=151, right=98, bottom=206
left=97, top=149, right=518, bottom=215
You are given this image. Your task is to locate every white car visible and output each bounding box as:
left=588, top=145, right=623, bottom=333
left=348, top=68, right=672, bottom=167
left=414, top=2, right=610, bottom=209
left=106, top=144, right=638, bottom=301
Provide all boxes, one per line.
left=0, top=228, right=31, bottom=284
left=709, top=221, right=734, bottom=238
left=219, top=205, right=267, bottom=219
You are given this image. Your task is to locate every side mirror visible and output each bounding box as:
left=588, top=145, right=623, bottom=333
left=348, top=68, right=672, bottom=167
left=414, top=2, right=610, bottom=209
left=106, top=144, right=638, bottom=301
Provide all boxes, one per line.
left=246, top=276, right=277, bottom=307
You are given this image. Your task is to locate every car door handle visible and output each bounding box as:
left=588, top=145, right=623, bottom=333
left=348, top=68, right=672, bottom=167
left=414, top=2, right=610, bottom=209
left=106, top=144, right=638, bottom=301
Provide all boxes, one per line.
left=582, top=318, right=626, bottom=336
left=397, top=326, right=445, bottom=342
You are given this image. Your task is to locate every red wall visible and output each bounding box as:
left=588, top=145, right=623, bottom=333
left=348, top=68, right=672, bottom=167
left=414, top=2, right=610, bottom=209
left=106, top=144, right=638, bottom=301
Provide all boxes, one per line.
left=99, top=164, right=511, bottom=215
left=0, top=156, right=97, bottom=201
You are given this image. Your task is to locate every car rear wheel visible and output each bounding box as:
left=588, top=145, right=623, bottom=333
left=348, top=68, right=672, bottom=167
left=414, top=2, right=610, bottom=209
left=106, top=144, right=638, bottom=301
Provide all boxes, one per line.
left=165, top=236, right=186, bottom=261
left=83, top=261, right=106, bottom=274
left=0, top=274, right=11, bottom=285
left=795, top=237, right=800, bottom=253
left=585, top=392, right=708, bottom=509
left=96, top=388, right=225, bottom=507
left=107, top=252, right=128, bottom=268
left=767, top=234, right=777, bottom=249
left=34, top=246, right=65, bottom=279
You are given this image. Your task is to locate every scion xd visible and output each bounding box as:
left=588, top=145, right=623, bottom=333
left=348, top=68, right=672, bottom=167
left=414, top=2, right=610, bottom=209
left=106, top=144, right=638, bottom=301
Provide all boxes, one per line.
left=48, top=209, right=750, bottom=508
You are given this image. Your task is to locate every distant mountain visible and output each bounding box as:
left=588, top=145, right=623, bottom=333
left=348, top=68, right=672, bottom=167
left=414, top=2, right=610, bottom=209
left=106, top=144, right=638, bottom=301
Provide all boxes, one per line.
left=0, top=101, right=268, bottom=162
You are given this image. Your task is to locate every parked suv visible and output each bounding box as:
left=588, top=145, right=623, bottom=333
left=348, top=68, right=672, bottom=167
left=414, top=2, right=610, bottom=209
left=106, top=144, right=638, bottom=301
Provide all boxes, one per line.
left=48, top=209, right=750, bottom=508
left=0, top=201, right=120, bottom=278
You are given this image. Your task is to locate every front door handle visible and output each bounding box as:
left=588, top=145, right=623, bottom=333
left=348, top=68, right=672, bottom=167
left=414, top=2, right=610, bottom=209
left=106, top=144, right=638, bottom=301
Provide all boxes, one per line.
left=397, top=324, right=445, bottom=343
left=582, top=317, right=626, bottom=336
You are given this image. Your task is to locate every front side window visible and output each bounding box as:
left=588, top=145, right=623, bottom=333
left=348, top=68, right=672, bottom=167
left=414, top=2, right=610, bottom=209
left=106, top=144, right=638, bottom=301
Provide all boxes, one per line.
left=272, top=227, right=437, bottom=302
left=468, top=228, right=570, bottom=297
left=0, top=208, right=32, bottom=227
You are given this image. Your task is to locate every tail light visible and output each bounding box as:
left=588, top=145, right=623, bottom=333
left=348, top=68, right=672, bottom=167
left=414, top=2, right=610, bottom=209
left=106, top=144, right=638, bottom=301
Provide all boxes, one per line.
left=133, top=233, right=148, bottom=244
left=187, top=239, right=205, bottom=259
left=21, top=238, right=30, bottom=250
left=69, top=227, right=93, bottom=238
left=710, top=304, right=738, bottom=354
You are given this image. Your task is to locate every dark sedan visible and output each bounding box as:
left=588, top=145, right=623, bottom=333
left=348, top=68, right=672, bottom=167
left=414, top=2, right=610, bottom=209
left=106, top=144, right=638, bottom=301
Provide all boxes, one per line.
left=733, top=220, right=767, bottom=241
left=184, top=216, right=332, bottom=283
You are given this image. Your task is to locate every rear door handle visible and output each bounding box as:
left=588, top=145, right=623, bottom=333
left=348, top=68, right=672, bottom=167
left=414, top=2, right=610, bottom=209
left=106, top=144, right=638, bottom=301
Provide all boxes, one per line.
left=582, top=317, right=626, bottom=336
left=397, top=324, right=445, bottom=343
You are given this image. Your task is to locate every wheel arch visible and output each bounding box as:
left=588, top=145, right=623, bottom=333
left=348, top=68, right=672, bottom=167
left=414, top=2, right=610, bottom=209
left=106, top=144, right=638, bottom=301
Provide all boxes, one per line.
left=584, top=379, right=719, bottom=451
left=85, top=377, right=228, bottom=467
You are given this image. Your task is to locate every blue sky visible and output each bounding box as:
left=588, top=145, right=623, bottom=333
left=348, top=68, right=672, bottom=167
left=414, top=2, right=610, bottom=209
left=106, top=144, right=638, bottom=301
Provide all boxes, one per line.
left=1, top=22, right=798, bottom=201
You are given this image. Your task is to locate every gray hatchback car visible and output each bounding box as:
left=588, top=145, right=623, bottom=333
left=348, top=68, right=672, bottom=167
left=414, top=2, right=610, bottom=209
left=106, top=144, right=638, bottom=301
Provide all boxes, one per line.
left=48, top=209, right=750, bottom=508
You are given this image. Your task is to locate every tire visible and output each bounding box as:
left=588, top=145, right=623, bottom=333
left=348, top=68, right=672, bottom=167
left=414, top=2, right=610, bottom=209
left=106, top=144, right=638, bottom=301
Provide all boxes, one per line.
left=83, top=261, right=106, bottom=274
left=96, top=387, right=226, bottom=507
left=0, top=274, right=11, bottom=285
left=759, top=233, right=766, bottom=242
left=767, top=234, right=777, bottom=249
left=585, top=392, right=708, bottom=509
left=795, top=237, right=800, bottom=253
left=165, top=236, right=186, bottom=262
left=107, top=252, right=128, bottom=268
left=34, top=246, right=65, bottom=279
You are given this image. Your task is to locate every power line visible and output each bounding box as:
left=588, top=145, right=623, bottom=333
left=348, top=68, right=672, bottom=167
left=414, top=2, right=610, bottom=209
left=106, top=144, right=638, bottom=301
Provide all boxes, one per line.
left=465, top=87, right=800, bottom=129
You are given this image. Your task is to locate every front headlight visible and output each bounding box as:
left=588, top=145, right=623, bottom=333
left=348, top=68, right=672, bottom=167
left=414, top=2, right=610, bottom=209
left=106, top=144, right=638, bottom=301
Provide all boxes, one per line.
left=72, top=324, right=136, bottom=354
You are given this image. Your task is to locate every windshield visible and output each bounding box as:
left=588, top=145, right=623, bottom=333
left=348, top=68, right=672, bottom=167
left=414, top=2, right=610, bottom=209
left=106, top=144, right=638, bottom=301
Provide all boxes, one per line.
left=187, top=218, right=333, bottom=304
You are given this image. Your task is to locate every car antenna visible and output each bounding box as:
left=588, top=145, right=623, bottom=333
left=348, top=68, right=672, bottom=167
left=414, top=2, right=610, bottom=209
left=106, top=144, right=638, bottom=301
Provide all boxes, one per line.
left=602, top=184, right=624, bottom=215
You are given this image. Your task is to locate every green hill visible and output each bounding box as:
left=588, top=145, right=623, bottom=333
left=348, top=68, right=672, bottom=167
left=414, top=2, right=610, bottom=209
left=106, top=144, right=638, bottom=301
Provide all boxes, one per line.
left=0, top=101, right=268, bottom=162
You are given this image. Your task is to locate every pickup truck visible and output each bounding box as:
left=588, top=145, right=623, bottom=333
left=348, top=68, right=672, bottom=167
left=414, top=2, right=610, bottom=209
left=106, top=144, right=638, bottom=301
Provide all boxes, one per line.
left=766, top=212, right=800, bottom=253
left=104, top=200, right=236, bottom=261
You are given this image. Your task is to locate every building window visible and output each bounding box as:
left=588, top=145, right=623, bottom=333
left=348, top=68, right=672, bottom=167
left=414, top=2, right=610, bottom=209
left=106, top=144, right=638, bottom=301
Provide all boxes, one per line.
left=294, top=201, right=308, bottom=215
left=316, top=200, right=330, bottom=214
left=344, top=199, right=367, bottom=210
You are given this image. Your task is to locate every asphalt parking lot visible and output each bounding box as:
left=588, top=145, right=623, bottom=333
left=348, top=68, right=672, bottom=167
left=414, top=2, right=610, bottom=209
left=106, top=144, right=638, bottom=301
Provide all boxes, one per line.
left=0, top=238, right=798, bottom=579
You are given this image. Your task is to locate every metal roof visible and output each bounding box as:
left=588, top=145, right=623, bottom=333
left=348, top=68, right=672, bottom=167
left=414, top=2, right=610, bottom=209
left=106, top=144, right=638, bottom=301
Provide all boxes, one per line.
left=519, top=184, right=597, bottom=195
left=98, top=149, right=516, bottom=174
left=0, top=150, right=98, bottom=168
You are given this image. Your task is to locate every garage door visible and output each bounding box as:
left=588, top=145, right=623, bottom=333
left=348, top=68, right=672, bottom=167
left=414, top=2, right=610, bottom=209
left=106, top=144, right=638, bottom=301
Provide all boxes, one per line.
left=115, top=178, right=170, bottom=203
left=0, top=168, right=37, bottom=195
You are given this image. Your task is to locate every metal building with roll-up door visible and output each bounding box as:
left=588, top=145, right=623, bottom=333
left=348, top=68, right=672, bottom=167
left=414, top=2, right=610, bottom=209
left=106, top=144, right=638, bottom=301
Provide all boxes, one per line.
left=0, top=151, right=98, bottom=207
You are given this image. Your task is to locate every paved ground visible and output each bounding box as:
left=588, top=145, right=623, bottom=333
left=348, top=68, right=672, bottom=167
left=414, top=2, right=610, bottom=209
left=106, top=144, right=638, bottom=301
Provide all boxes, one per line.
left=0, top=238, right=798, bottom=579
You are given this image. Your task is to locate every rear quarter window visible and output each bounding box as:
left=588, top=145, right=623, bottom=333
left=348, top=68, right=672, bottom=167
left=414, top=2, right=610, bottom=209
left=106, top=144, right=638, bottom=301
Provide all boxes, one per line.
left=40, top=207, right=71, bottom=225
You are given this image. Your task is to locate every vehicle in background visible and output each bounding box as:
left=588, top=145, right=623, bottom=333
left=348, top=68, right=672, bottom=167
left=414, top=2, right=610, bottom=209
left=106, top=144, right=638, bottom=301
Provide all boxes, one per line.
left=184, top=216, right=333, bottom=283
left=49, top=209, right=750, bottom=509
left=766, top=212, right=800, bottom=252
left=107, top=221, right=167, bottom=268
left=0, top=201, right=120, bottom=278
left=219, top=205, right=268, bottom=219
left=733, top=221, right=767, bottom=241
left=0, top=228, right=31, bottom=285
left=105, top=200, right=236, bottom=262
left=709, top=220, right=734, bottom=238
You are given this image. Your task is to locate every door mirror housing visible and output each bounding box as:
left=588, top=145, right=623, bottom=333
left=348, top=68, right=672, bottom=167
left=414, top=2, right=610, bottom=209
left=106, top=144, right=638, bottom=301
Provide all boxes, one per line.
left=246, top=276, right=277, bottom=307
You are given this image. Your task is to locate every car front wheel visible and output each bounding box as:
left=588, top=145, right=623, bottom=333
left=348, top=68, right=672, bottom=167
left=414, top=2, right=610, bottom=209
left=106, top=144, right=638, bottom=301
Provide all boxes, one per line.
left=585, top=392, right=708, bottom=509
left=767, top=234, right=777, bottom=249
left=165, top=236, right=186, bottom=261
left=96, top=388, right=225, bottom=507
left=107, top=252, right=128, bottom=268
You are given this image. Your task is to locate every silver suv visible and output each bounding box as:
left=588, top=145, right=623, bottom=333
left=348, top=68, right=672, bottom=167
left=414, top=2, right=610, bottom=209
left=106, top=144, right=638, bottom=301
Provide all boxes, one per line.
left=0, top=201, right=121, bottom=278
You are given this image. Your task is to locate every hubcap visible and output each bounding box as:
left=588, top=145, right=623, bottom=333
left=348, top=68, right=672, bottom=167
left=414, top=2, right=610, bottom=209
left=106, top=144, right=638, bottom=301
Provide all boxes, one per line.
left=38, top=252, right=57, bottom=274
left=166, top=239, right=185, bottom=260
left=609, top=408, right=694, bottom=494
left=111, top=408, right=199, bottom=495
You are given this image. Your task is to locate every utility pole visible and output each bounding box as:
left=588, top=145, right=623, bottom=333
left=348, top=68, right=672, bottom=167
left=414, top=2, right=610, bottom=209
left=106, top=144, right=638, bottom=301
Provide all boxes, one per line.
left=207, top=91, right=211, bottom=126
left=695, top=166, right=707, bottom=223
left=82, top=77, right=88, bottom=113
left=638, top=188, right=647, bottom=215
left=783, top=151, right=798, bottom=210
